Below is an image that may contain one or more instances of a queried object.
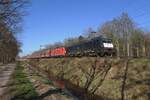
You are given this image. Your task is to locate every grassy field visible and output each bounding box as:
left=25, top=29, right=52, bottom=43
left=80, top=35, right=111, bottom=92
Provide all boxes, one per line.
left=10, top=62, right=38, bottom=100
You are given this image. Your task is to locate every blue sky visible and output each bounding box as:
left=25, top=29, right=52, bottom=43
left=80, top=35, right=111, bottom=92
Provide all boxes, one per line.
left=20, top=0, right=150, bottom=56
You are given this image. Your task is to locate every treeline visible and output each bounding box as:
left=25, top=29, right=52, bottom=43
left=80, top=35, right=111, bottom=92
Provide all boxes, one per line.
left=0, top=0, right=28, bottom=63
left=46, top=13, right=150, bottom=58
left=99, top=13, right=150, bottom=58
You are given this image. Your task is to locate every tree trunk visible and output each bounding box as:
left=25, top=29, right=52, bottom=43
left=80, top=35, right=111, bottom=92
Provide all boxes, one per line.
left=142, top=45, right=146, bottom=57
left=127, top=43, right=130, bottom=57
left=123, top=43, right=126, bottom=57
left=116, top=40, right=120, bottom=58
left=137, top=47, right=139, bottom=57
left=130, top=44, right=133, bottom=57
left=121, top=59, right=129, bottom=100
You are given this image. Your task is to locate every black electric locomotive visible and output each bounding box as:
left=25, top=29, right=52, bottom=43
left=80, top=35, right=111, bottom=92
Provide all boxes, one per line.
left=66, top=36, right=116, bottom=57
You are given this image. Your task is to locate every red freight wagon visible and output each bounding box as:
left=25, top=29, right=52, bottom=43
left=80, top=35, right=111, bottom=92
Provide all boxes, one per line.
left=44, top=50, right=50, bottom=57
left=50, top=47, right=66, bottom=57
left=47, top=50, right=51, bottom=57
left=40, top=51, right=46, bottom=58
left=50, top=49, right=56, bottom=56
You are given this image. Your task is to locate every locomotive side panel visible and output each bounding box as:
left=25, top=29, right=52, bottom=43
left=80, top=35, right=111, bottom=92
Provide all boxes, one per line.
left=66, top=36, right=115, bottom=57
left=50, top=47, right=66, bottom=57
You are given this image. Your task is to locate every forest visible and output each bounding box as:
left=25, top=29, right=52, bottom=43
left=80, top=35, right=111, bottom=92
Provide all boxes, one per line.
left=0, top=0, right=27, bottom=63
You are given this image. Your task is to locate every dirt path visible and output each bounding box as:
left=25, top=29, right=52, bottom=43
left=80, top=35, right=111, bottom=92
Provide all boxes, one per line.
left=0, top=64, right=15, bottom=97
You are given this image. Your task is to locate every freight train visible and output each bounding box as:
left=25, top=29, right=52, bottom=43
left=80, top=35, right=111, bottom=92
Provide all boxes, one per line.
left=28, top=36, right=116, bottom=59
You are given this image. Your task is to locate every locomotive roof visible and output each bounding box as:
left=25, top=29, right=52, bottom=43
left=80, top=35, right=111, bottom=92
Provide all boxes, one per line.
left=92, top=36, right=111, bottom=41
left=66, top=36, right=112, bottom=48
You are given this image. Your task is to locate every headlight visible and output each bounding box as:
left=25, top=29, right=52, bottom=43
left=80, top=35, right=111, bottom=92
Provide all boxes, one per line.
left=103, top=43, right=114, bottom=48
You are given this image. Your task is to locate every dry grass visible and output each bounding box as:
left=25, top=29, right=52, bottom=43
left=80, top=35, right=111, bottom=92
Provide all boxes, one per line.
left=27, top=58, right=150, bottom=100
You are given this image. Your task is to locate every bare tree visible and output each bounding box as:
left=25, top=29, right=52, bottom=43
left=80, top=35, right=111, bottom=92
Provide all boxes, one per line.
left=0, top=0, right=29, bottom=63
left=0, top=0, right=29, bottom=33
left=99, top=13, right=138, bottom=58
left=77, top=58, right=112, bottom=99
left=121, top=58, right=129, bottom=100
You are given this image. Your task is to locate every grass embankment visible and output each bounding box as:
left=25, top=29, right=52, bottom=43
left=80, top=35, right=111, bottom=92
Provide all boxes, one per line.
left=11, top=62, right=38, bottom=100
left=28, top=58, right=150, bottom=100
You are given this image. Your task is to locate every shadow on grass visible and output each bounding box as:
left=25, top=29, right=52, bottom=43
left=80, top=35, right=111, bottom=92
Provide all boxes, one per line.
left=63, top=79, right=111, bottom=100
left=36, top=88, right=62, bottom=100
left=11, top=79, right=110, bottom=100
left=27, top=62, right=112, bottom=100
